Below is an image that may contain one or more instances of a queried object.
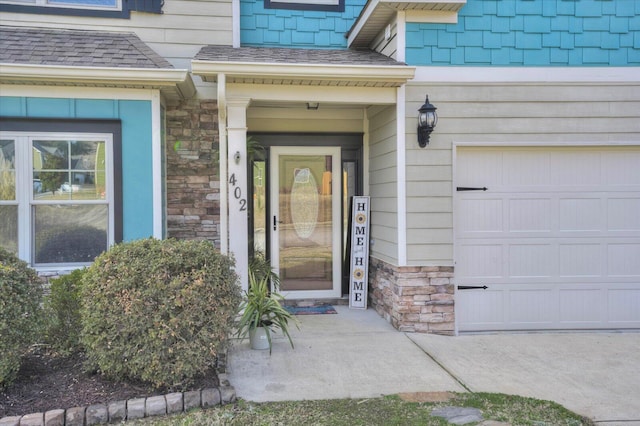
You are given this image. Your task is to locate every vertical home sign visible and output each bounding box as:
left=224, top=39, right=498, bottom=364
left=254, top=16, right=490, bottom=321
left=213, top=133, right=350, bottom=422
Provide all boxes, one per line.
left=349, top=196, right=370, bottom=309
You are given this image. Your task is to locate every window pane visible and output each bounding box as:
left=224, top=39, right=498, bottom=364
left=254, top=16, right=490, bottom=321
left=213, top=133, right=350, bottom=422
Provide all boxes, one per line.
left=33, top=140, right=106, bottom=200
left=0, top=140, right=16, bottom=201
left=33, top=204, right=108, bottom=264
left=0, top=205, right=18, bottom=254
left=47, top=0, right=117, bottom=7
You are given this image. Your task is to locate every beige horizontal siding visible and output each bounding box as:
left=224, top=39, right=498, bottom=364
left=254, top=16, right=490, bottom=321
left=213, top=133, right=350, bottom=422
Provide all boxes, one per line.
left=367, top=104, right=398, bottom=264
left=370, top=18, right=397, bottom=60
left=404, top=80, right=640, bottom=266
left=1, top=0, right=233, bottom=70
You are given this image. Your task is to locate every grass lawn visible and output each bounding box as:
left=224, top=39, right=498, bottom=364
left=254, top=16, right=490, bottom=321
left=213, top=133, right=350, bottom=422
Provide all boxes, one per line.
left=130, top=392, right=593, bottom=425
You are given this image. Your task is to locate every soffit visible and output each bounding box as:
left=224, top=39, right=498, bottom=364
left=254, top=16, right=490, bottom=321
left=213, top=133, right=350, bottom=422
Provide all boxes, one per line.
left=348, top=0, right=466, bottom=48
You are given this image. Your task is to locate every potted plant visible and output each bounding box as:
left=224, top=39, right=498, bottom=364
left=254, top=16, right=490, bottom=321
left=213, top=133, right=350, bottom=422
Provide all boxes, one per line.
left=236, top=257, right=298, bottom=353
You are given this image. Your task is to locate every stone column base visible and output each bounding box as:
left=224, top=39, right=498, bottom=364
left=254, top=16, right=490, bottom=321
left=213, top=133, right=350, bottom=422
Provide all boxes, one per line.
left=368, top=258, right=455, bottom=335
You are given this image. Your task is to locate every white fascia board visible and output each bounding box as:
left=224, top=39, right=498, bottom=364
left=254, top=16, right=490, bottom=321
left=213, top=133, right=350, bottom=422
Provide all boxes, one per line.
left=0, top=63, right=196, bottom=98
left=227, top=83, right=398, bottom=105
left=405, top=10, right=458, bottom=23
left=192, top=60, right=415, bottom=85
left=413, top=66, right=640, bottom=84
left=0, top=84, right=157, bottom=100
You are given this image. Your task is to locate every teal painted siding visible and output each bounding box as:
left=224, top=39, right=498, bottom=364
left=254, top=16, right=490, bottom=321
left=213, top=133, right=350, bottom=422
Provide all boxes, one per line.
left=0, top=96, right=154, bottom=241
left=240, top=0, right=366, bottom=48
left=406, top=0, right=640, bottom=66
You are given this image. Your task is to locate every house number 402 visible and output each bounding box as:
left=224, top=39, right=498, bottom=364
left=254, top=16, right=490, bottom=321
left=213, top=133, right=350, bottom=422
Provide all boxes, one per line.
left=229, top=173, right=247, bottom=212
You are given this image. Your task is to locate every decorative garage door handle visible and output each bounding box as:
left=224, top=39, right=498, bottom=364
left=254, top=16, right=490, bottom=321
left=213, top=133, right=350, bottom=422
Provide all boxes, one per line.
left=457, top=285, right=489, bottom=290
left=456, top=187, right=488, bottom=191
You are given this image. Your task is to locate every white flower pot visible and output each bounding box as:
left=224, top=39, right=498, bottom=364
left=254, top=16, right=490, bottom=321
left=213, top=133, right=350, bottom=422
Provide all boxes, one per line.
left=249, top=326, right=270, bottom=350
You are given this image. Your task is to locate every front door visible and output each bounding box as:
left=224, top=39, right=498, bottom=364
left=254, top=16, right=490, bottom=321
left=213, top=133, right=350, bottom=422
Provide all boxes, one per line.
left=270, top=146, right=342, bottom=299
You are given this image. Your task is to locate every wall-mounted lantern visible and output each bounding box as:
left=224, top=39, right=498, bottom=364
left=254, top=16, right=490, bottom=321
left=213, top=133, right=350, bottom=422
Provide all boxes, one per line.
left=417, top=95, right=438, bottom=148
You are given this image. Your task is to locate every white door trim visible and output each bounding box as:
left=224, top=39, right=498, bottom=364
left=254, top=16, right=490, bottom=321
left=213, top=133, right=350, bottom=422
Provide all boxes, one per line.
left=270, top=146, right=342, bottom=299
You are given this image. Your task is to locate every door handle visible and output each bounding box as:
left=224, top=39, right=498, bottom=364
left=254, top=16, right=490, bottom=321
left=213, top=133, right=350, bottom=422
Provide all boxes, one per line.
left=273, top=216, right=284, bottom=230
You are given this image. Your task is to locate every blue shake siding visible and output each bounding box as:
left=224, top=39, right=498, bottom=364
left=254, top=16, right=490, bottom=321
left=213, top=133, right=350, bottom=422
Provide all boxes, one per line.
left=240, top=0, right=367, bottom=48
left=0, top=96, right=154, bottom=241
left=406, top=0, right=640, bottom=66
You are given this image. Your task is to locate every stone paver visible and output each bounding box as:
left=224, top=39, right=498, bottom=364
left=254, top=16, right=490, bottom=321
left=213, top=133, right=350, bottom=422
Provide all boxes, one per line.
left=18, top=413, right=43, bottom=426
left=0, top=417, right=20, bottom=426
left=107, top=401, right=126, bottom=423
left=43, top=410, right=64, bottom=426
left=431, top=406, right=484, bottom=425
left=126, top=398, right=145, bottom=420
left=64, top=408, right=84, bottom=426
left=183, top=390, right=201, bottom=411
left=145, top=395, right=167, bottom=417
left=166, top=392, right=183, bottom=414
left=85, top=404, right=107, bottom=425
left=201, top=388, right=220, bottom=408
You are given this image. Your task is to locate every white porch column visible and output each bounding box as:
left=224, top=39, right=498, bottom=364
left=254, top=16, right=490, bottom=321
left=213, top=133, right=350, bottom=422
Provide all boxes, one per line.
left=226, top=98, right=250, bottom=291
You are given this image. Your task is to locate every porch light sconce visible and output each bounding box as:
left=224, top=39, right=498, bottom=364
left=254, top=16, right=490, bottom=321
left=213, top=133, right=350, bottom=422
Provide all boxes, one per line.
left=417, top=95, right=438, bottom=148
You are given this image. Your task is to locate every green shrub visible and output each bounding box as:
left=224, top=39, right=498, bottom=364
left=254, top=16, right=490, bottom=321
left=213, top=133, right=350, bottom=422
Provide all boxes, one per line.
left=81, top=238, right=241, bottom=389
left=0, top=247, right=43, bottom=389
left=43, top=268, right=85, bottom=354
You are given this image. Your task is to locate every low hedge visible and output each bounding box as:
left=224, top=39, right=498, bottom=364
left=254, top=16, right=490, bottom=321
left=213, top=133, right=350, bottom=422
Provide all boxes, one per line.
left=43, top=268, right=85, bottom=354
left=81, top=238, right=241, bottom=389
left=0, top=248, right=43, bottom=389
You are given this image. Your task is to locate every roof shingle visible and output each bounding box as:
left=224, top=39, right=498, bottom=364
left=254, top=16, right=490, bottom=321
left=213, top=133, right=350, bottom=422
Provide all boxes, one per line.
left=0, top=26, right=173, bottom=69
left=195, top=45, right=406, bottom=67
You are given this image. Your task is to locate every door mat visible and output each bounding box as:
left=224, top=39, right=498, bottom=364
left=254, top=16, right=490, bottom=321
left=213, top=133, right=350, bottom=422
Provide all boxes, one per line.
left=284, top=304, right=337, bottom=315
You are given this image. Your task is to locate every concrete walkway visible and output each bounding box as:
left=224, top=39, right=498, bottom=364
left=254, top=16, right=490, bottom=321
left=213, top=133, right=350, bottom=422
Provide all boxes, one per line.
left=227, top=306, right=640, bottom=425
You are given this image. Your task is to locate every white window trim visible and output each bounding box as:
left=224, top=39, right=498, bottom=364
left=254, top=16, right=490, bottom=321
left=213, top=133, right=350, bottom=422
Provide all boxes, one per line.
left=1, top=131, right=114, bottom=269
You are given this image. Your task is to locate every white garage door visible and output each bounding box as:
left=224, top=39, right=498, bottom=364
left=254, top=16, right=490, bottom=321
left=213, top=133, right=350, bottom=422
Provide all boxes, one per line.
left=455, top=146, right=640, bottom=332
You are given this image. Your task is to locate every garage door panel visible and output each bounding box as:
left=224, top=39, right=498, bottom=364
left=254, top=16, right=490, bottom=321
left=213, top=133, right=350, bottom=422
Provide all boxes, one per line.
left=509, top=198, right=552, bottom=232
left=456, top=146, right=640, bottom=331
left=457, top=290, right=505, bottom=326
left=607, top=198, right=640, bottom=231
left=559, top=289, right=602, bottom=324
left=508, top=244, right=555, bottom=278
left=457, top=244, right=503, bottom=279
left=456, top=149, right=502, bottom=186
left=602, top=151, right=640, bottom=185
left=509, top=290, right=555, bottom=325
left=608, top=289, right=640, bottom=323
left=559, top=244, right=602, bottom=277
left=559, top=198, right=602, bottom=231
left=458, top=198, right=503, bottom=233
left=550, top=151, right=602, bottom=185
left=503, top=151, right=550, bottom=186
left=607, top=244, right=640, bottom=277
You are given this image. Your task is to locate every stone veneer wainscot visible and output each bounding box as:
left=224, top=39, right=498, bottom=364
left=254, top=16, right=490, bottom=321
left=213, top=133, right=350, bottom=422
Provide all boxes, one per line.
left=368, top=258, right=455, bottom=335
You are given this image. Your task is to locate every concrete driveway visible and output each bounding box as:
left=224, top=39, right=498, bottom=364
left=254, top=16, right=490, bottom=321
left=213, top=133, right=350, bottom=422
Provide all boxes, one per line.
left=227, top=306, right=640, bottom=425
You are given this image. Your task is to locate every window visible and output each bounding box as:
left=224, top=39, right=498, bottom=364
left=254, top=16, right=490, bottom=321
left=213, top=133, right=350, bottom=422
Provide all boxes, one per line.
left=0, top=0, right=160, bottom=18
left=264, top=0, right=344, bottom=12
left=0, top=129, right=119, bottom=267
left=2, top=0, right=121, bottom=10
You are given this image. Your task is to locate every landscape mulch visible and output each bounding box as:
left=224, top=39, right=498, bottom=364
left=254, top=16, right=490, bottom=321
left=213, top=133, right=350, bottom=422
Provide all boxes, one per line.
left=0, top=348, right=218, bottom=417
